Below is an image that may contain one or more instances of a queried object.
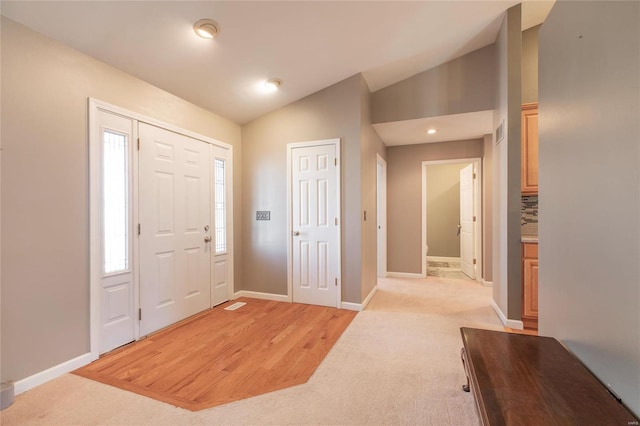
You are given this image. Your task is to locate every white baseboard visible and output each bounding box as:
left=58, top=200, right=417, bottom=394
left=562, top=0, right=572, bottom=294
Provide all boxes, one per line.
left=386, top=272, right=424, bottom=279
left=14, top=352, right=94, bottom=395
left=426, top=256, right=460, bottom=262
left=233, top=290, right=290, bottom=303
left=482, top=279, right=493, bottom=287
left=490, top=299, right=524, bottom=329
left=341, top=285, right=378, bottom=312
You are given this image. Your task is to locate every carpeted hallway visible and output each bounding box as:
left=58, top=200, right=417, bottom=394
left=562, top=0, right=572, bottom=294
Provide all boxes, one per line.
left=1, top=276, right=502, bottom=425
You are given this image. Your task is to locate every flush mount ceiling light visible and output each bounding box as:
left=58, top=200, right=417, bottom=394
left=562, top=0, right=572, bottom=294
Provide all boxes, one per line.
left=427, top=129, right=437, bottom=134
left=264, top=78, right=282, bottom=92
left=193, top=19, right=220, bottom=39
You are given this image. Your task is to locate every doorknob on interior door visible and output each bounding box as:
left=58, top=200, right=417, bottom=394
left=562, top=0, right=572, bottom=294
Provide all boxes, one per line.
left=292, top=231, right=300, bottom=236
left=204, top=235, right=212, bottom=243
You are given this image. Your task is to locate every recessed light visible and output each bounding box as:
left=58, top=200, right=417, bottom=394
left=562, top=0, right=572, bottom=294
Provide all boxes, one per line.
left=264, top=78, right=282, bottom=92
left=427, top=129, right=437, bottom=134
left=193, top=19, right=220, bottom=39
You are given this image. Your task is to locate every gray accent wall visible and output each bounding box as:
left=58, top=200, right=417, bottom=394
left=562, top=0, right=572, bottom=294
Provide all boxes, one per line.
left=538, top=1, right=640, bottom=415
left=491, top=6, right=522, bottom=320
left=241, top=74, right=383, bottom=304
left=1, top=17, right=242, bottom=383
left=372, top=45, right=496, bottom=124
left=387, top=140, right=483, bottom=274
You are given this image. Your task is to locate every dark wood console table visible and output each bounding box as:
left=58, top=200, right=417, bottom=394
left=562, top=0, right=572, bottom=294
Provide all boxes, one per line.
left=460, top=327, right=638, bottom=425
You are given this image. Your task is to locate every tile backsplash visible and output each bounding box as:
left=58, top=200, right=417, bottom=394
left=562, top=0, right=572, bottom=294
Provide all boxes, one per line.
left=522, top=194, right=538, bottom=236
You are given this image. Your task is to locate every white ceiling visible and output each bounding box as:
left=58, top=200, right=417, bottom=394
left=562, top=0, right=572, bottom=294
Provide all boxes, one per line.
left=373, top=110, right=494, bottom=147
left=2, top=1, right=553, bottom=139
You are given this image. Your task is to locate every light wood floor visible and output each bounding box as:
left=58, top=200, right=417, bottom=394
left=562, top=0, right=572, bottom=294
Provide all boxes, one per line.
left=74, top=298, right=356, bottom=411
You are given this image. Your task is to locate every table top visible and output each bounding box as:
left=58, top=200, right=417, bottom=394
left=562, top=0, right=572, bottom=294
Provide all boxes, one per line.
left=460, top=327, right=637, bottom=425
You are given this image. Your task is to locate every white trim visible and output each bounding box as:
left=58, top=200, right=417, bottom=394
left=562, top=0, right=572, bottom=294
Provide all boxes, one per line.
left=287, top=138, right=342, bottom=308
left=426, top=256, right=461, bottom=263
left=490, top=299, right=524, bottom=329
left=233, top=291, right=289, bottom=303
left=482, top=279, right=494, bottom=287
left=386, top=272, right=424, bottom=279
left=14, top=353, right=93, bottom=395
left=422, top=158, right=483, bottom=282
left=89, top=99, right=231, bottom=150
left=342, top=285, right=378, bottom=311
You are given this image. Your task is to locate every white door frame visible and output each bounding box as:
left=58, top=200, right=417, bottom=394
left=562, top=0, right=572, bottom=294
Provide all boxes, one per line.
left=89, top=98, right=233, bottom=360
left=376, top=154, right=387, bottom=278
left=286, top=138, right=342, bottom=308
left=421, top=158, right=482, bottom=281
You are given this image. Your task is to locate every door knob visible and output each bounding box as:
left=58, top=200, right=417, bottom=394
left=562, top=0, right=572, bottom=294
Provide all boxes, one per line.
left=204, top=236, right=212, bottom=243
left=292, top=231, right=300, bottom=236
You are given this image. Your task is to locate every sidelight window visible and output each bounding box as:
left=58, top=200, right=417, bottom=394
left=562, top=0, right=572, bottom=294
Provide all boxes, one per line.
left=103, top=130, right=129, bottom=273
left=214, top=158, right=226, bottom=254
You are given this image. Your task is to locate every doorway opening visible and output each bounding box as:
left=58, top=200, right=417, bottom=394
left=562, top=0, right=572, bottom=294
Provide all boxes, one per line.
left=376, top=154, right=387, bottom=278
left=421, top=158, right=482, bottom=281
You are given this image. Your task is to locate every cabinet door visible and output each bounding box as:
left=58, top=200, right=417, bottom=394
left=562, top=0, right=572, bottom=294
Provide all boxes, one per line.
left=523, top=258, right=539, bottom=319
left=522, top=104, right=539, bottom=194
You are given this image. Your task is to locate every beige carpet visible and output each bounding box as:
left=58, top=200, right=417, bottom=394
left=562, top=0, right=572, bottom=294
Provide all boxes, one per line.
left=1, top=276, right=503, bottom=425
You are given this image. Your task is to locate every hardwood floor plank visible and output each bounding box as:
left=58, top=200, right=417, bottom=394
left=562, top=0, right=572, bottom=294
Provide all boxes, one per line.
left=74, top=298, right=356, bottom=411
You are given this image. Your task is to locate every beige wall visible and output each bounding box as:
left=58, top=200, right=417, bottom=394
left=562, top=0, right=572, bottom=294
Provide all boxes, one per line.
left=0, top=17, right=242, bottom=383
left=426, top=164, right=467, bottom=257
left=492, top=6, right=522, bottom=320
left=522, top=25, right=540, bottom=104
left=241, top=74, right=366, bottom=303
left=387, top=140, right=483, bottom=274
left=372, top=45, right=496, bottom=124
left=539, top=1, right=640, bottom=415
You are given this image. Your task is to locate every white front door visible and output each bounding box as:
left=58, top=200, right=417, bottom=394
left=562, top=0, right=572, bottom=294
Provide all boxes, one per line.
left=138, top=123, right=211, bottom=336
left=459, top=164, right=475, bottom=279
left=290, top=140, right=340, bottom=308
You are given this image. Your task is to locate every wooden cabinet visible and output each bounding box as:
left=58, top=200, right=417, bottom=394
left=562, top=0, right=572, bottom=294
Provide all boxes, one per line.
left=522, top=242, right=538, bottom=330
left=521, top=103, right=539, bottom=194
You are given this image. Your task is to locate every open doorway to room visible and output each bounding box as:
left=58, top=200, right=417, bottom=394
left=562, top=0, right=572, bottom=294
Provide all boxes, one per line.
left=422, top=159, right=482, bottom=281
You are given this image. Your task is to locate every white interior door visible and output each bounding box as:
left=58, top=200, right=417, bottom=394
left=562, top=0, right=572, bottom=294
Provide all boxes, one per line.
left=376, top=156, right=387, bottom=278
left=139, top=123, right=211, bottom=336
left=290, top=141, right=340, bottom=307
left=460, top=164, right=475, bottom=279
left=97, top=110, right=136, bottom=354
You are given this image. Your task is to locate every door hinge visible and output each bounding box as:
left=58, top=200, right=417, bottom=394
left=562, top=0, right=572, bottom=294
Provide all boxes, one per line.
left=137, top=138, right=140, bottom=151
left=138, top=223, right=141, bottom=235
left=138, top=308, right=142, bottom=321
left=473, top=172, right=476, bottom=179
left=335, top=278, right=338, bottom=287
left=334, top=158, right=337, bottom=166
left=473, top=216, right=476, bottom=222
left=335, top=217, right=338, bottom=226
left=473, top=259, right=477, bottom=265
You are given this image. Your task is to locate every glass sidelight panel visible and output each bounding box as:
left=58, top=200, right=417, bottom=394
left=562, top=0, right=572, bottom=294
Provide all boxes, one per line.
left=214, top=158, right=226, bottom=254
left=103, top=130, right=129, bottom=274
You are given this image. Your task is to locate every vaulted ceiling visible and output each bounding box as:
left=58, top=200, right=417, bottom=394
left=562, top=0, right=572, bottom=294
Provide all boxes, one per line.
left=2, top=1, right=553, bottom=139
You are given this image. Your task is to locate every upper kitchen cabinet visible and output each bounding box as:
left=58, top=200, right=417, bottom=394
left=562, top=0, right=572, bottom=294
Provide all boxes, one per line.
left=521, top=103, right=539, bottom=194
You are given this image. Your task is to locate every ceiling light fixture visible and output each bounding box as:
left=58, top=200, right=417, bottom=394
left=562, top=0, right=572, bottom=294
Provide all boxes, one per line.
left=427, top=129, right=437, bottom=134
left=264, top=78, right=282, bottom=92
left=193, top=19, right=220, bottom=39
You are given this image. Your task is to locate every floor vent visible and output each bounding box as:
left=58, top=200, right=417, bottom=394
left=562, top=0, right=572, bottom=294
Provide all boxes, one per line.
left=224, top=302, right=247, bottom=311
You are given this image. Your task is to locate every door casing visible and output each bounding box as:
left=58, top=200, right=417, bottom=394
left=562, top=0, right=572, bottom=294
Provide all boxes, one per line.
left=421, top=158, right=482, bottom=281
